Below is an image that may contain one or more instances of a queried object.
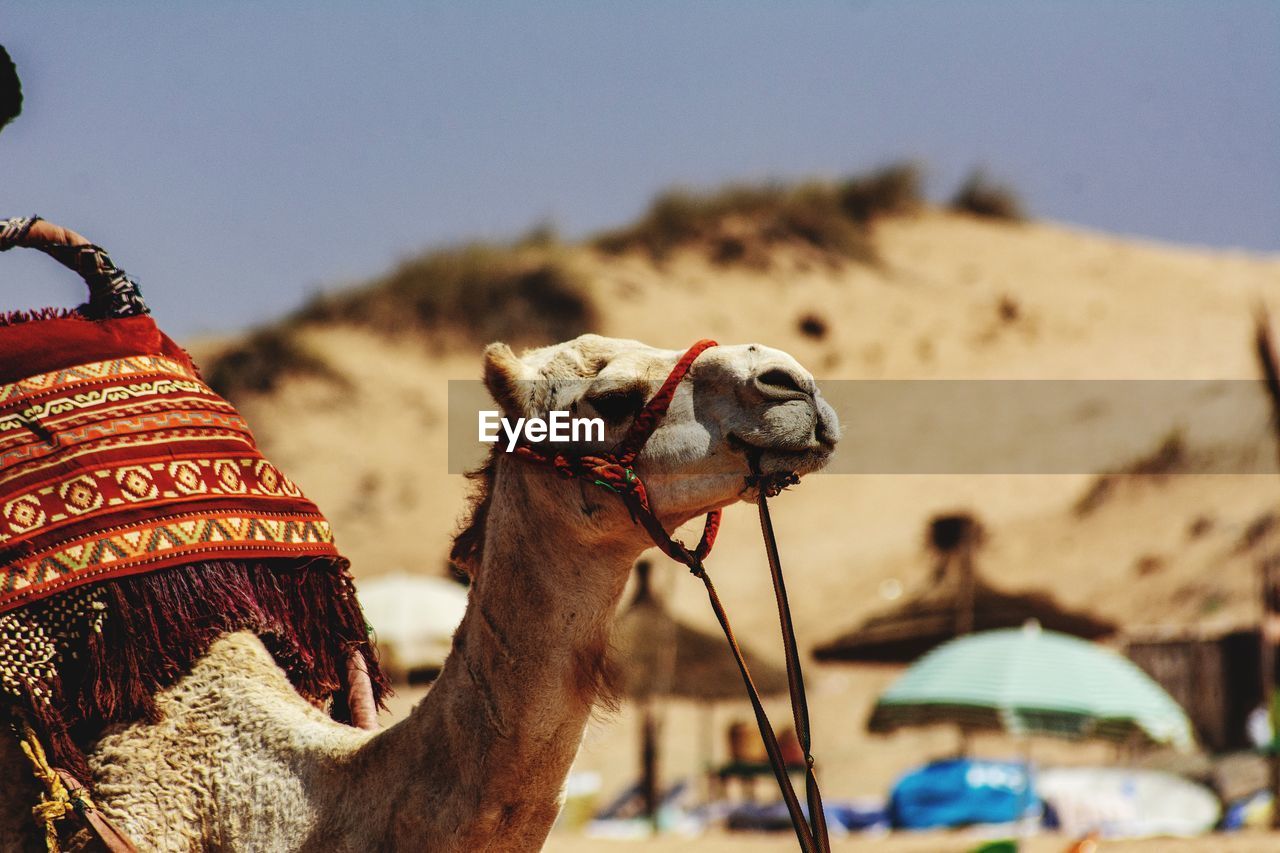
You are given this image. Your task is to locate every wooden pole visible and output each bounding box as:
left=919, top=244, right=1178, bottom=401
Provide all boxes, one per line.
left=933, top=514, right=980, bottom=637
left=699, top=703, right=715, bottom=804
left=641, top=702, right=659, bottom=832
left=1252, top=309, right=1280, bottom=828
left=958, top=545, right=976, bottom=635
left=1261, top=560, right=1280, bottom=831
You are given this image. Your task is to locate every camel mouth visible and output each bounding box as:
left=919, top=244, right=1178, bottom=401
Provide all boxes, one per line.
left=759, top=445, right=835, bottom=477
left=727, top=433, right=836, bottom=478
left=727, top=425, right=837, bottom=455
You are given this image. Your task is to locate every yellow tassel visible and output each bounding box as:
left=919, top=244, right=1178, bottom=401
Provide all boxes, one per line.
left=13, top=720, right=93, bottom=853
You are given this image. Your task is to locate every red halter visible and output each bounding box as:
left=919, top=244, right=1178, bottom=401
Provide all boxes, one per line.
left=512, top=339, right=722, bottom=563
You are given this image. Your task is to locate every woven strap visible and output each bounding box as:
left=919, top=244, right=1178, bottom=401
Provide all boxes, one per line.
left=513, top=339, right=723, bottom=559
left=613, top=339, right=718, bottom=466
left=0, top=216, right=149, bottom=318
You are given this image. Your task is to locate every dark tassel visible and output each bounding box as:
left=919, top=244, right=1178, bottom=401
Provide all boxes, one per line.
left=21, top=558, right=388, bottom=783
left=7, top=677, right=85, bottom=787
left=0, top=306, right=85, bottom=327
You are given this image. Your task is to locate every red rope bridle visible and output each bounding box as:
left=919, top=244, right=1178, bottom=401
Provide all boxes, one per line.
left=512, top=339, right=723, bottom=565
left=512, top=340, right=831, bottom=853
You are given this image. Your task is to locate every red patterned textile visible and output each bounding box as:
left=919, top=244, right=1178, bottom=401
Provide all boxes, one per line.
left=0, top=222, right=387, bottom=800
left=0, top=315, right=339, bottom=613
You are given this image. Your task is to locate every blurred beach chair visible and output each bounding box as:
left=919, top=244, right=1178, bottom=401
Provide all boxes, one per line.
left=710, top=721, right=809, bottom=801
left=592, top=778, right=690, bottom=823
left=726, top=799, right=887, bottom=835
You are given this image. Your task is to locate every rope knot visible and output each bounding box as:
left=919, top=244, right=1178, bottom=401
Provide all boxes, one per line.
left=13, top=719, right=80, bottom=851
left=746, top=469, right=800, bottom=499
left=587, top=462, right=638, bottom=495
left=550, top=454, right=577, bottom=478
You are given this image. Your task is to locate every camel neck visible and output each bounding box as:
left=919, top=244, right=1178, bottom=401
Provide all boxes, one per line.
left=361, top=463, right=633, bottom=850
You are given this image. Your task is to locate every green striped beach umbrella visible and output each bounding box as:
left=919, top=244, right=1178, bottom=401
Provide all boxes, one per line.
left=868, top=623, right=1194, bottom=750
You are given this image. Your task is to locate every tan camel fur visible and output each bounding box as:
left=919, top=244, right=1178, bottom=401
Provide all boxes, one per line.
left=0, top=334, right=839, bottom=851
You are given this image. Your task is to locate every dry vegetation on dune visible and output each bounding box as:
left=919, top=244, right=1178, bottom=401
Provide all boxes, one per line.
left=294, top=241, right=596, bottom=343
left=1073, top=430, right=1189, bottom=516
left=591, top=162, right=924, bottom=267
left=206, top=162, right=948, bottom=399
left=950, top=169, right=1026, bottom=221
left=206, top=241, right=596, bottom=399
left=204, top=326, right=345, bottom=397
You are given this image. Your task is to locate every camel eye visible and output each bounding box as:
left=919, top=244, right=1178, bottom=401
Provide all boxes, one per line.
left=586, top=389, right=646, bottom=425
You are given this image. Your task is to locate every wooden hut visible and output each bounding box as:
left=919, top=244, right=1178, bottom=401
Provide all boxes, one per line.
left=1123, top=629, right=1263, bottom=753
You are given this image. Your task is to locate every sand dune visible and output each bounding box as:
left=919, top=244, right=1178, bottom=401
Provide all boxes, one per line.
left=201, top=210, right=1280, bottom=834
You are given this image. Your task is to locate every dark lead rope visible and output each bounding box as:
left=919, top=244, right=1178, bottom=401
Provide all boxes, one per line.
left=750, top=454, right=830, bottom=849
left=679, top=524, right=829, bottom=853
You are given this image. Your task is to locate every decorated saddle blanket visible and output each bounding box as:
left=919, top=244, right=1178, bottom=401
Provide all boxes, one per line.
left=0, top=217, right=387, bottom=794
left=0, top=314, right=337, bottom=611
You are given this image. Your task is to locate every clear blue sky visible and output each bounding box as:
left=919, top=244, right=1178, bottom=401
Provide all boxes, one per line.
left=3, top=2, right=1277, bottom=338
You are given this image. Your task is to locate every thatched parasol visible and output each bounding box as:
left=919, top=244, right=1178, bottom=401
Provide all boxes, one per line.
left=613, top=563, right=789, bottom=702
left=610, top=560, right=789, bottom=824
left=814, top=513, right=1115, bottom=664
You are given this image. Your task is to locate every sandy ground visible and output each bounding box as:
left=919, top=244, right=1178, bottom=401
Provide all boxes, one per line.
left=542, top=832, right=1280, bottom=852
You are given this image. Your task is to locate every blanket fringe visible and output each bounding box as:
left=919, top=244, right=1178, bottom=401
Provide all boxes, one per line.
left=0, top=306, right=84, bottom=327
left=8, top=558, right=388, bottom=784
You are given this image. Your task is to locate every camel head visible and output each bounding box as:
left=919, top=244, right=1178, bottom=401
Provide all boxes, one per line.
left=457, top=334, right=839, bottom=568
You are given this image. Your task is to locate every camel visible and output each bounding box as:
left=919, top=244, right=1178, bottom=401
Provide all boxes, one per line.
left=0, top=332, right=839, bottom=851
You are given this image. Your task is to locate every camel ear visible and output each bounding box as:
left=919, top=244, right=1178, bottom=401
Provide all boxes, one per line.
left=483, top=342, right=533, bottom=417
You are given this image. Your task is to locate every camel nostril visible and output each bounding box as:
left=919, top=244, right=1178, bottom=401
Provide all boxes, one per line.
left=756, top=367, right=808, bottom=397
left=816, top=417, right=837, bottom=448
